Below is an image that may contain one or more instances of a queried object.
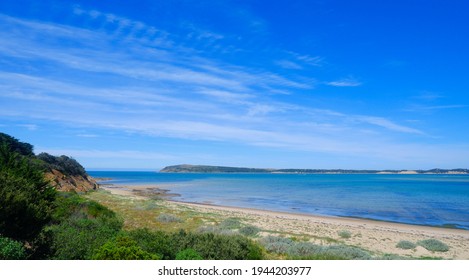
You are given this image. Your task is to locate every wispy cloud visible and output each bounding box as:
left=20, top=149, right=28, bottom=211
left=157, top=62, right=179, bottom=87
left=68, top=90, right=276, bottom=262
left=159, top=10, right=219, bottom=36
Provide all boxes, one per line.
left=326, top=77, right=362, bottom=87
left=0, top=8, right=432, bottom=165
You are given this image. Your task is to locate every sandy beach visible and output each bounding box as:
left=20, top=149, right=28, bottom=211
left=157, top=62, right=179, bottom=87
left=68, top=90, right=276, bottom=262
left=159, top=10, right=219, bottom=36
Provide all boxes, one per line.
left=101, top=185, right=469, bottom=259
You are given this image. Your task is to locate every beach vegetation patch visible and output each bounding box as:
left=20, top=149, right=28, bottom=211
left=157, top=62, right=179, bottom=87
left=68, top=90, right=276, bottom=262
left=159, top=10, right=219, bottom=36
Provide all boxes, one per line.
left=286, top=242, right=321, bottom=257
left=318, top=245, right=371, bottom=260
left=396, top=240, right=416, bottom=250
left=239, top=225, right=260, bottom=237
left=157, top=213, right=182, bottom=223
left=219, top=218, right=241, bottom=229
left=417, top=239, right=449, bottom=252
left=260, top=236, right=294, bottom=254
left=338, top=230, right=352, bottom=239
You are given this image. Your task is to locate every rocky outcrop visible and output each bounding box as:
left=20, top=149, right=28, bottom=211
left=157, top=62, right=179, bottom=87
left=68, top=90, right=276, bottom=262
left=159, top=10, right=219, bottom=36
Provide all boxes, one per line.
left=45, top=169, right=98, bottom=192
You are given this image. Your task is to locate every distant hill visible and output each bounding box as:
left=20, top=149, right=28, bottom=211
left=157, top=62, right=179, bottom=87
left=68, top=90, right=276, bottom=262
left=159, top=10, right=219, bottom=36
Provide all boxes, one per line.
left=160, top=164, right=469, bottom=174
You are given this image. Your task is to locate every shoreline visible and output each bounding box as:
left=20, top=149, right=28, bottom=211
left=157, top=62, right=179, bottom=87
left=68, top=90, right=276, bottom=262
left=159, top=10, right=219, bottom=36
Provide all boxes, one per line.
left=100, top=184, right=469, bottom=259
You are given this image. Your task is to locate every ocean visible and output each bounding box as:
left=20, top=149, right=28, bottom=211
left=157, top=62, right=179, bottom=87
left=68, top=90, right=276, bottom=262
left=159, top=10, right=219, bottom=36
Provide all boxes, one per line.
left=88, top=171, right=469, bottom=229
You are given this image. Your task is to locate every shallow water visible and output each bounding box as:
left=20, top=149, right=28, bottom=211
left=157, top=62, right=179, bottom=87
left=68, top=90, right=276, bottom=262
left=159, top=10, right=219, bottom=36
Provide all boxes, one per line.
left=89, top=171, right=469, bottom=229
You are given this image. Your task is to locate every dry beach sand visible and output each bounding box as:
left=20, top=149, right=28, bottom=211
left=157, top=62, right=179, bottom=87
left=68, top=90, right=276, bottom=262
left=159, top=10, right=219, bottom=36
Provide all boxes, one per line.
left=101, top=185, right=469, bottom=259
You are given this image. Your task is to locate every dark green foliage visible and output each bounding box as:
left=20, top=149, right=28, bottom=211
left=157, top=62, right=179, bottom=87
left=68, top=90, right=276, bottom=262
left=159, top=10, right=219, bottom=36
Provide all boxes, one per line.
left=0, top=133, right=33, bottom=156
left=37, top=153, right=87, bottom=176
left=417, top=239, right=449, bottom=252
left=396, top=240, right=417, bottom=250
left=47, top=193, right=123, bottom=259
left=174, top=231, right=263, bottom=260
left=176, top=248, right=204, bottom=260
left=92, top=235, right=159, bottom=260
left=0, top=144, right=56, bottom=242
left=0, top=236, right=27, bottom=260
left=239, top=225, right=260, bottom=236
left=128, top=229, right=175, bottom=260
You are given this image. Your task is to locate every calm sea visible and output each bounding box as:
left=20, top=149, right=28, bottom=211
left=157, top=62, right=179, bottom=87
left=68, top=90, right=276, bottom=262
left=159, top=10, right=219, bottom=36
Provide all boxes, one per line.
left=89, top=171, right=469, bottom=229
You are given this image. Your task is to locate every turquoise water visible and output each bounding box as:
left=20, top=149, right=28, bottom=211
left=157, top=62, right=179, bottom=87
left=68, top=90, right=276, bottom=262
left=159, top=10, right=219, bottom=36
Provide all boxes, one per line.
left=89, top=171, right=469, bottom=229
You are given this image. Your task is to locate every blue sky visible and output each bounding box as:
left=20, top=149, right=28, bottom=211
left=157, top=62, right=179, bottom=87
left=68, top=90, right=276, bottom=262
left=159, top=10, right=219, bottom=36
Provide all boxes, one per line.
left=1, top=0, right=468, bottom=170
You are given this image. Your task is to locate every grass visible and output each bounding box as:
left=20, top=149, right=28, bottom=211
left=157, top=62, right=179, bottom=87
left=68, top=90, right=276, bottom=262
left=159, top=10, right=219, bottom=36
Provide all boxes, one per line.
left=417, top=239, right=449, bottom=252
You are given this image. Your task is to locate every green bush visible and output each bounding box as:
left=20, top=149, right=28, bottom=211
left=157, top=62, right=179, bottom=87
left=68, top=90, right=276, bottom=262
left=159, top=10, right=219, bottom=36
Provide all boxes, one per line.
left=338, top=230, right=352, bottom=239
left=417, top=239, right=449, bottom=252
left=396, top=240, right=416, bottom=250
left=0, top=236, right=27, bottom=260
left=156, top=213, right=182, bottom=223
left=174, top=231, right=263, bottom=260
left=128, top=229, right=176, bottom=260
left=47, top=193, right=123, bottom=259
left=239, top=225, right=260, bottom=237
left=176, top=248, right=204, bottom=260
left=93, top=235, right=159, bottom=260
left=0, top=144, right=57, bottom=242
left=130, top=229, right=263, bottom=260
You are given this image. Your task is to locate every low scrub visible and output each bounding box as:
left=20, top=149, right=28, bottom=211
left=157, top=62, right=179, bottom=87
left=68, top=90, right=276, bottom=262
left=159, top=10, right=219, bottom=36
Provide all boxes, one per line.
left=130, top=229, right=263, bottom=260
left=239, top=225, right=260, bottom=237
left=396, top=240, right=416, bottom=250
left=338, top=230, right=352, bottom=239
left=219, top=218, right=241, bottom=229
left=417, top=239, right=449, bottom=252
left=93, top=235, right=159, bottom=260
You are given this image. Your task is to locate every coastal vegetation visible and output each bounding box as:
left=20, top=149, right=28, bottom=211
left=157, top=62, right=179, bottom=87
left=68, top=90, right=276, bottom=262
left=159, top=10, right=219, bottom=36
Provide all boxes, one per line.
left=417, top=239, right=449, bottom=252
left=396, top=240, right=417, bottom=250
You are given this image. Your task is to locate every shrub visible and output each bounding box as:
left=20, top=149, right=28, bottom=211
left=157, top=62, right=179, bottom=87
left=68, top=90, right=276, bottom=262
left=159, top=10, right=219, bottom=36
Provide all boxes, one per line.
left=93, top=235, right=159, bottom=260
left=396, top=240, right=416, bottom=250
left=176, top=248, right=204, bottom=260
left=128, top=229, right=176, bottom=260
left=219, top=218, right=241, bottom=229
left=338, top=230, right=352, bottom=239
left=239, top=225, right=260, bottom=237
left=173, top=231, right=263, bottom=260
left=318, top=245, right=371, bottom=260
left=286, top=242, right=320, bottom=257
left=0, top=144, right=56, bottom=242
left=47, top=193, right=123, bottom=259
left=157, top=213, right=182, bottom=223
left=261, top=236, right=294, bottom=254
left=0, top=236, right=27, bottom=260
left=417, top=239, right=449, bottom=252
